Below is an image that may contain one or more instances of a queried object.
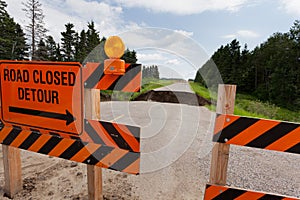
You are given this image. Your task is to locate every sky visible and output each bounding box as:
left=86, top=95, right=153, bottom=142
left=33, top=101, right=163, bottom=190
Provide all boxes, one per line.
left=6, top=0, right=300, bottom=79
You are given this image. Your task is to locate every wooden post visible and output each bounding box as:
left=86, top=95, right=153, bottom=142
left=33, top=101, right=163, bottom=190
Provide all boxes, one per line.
left=85, top=89, right=101, bottom=120
left=84, top=89, right=103, bottom=200
left=2, top=145, right=22, bottom=198
left=87, top=165, right=103, bottom=200
left=209, top=84, right=236, bottom=185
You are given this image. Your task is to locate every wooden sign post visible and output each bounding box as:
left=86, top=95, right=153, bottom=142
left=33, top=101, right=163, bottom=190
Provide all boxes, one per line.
left=209, top=84, right=236, bottom=185
left=2, top=145, right=22, bottom=198
left=85, top=88, right=102, bottom=200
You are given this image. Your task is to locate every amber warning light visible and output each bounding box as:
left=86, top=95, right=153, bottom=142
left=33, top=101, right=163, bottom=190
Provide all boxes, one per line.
left=104, top=36, right=125, bottom=75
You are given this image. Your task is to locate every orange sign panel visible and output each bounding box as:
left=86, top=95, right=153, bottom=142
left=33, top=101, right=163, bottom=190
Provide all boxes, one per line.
left=0, top=61, right=83, bottom=135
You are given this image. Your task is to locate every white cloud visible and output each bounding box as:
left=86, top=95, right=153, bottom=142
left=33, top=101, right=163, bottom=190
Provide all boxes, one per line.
left=7, top=0, right=142, bottom=43
left=237, top=30, right=259, bottom=38
left=43, top=0, right=126, bottom=40
left=165, top=59, right=180, bottom=65
left=222, top=30, right=259, bottom=39
left=137, top=53, right=165, bottom=63
left=120, top=28, right=212, bottom=80
left=110, top=0, right=251, bottom=15
left=174, top=30, right=194, bottom=37
left=279, top=0, right=300, bottom=16
left=120, top=28, right=209, bottom=70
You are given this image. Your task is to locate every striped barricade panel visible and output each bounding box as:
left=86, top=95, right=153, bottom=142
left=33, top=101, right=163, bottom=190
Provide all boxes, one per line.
left=82, top=62, right=142, bottom=92
left=0, top=123, right=140, bottom=174
left=0, top=118, right=141, bottom=153
left=80, top=119, right=140, bottom=153
left=204, top=184, right=299, bottom=200
left=213, top=114, right=300, bottom=154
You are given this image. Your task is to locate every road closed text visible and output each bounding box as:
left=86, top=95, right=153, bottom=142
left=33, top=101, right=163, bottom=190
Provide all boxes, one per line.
left=3, top=68, right=77, bottom=104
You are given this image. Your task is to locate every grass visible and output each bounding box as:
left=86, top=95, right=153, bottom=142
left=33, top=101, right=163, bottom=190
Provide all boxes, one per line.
left=189, top=82, right=216, bottom=100
left=130, top=78, right=175, bottom=99
left=189, top=82, right=300, bottom=123
left=104, top=79, right=300, bottom=123
left=101, top=78, right=175, bottom=101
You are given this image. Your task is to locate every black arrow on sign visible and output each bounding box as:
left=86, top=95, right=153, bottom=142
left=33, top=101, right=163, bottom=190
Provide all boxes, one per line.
left=9, top=106, right=76, bottom=126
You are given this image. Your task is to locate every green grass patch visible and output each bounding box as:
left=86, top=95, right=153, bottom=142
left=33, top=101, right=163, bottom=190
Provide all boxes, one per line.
left=130, top=78, right=175, bottom=99
left=101, top=78, right=176, bottom=101
left=189, top=81, right=216, bottom=100
left=189, top=82, right=300, bottom=122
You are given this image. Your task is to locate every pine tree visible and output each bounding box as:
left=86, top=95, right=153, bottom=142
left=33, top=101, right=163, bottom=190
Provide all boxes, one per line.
left=35, top=39, right=47, bottom=60
left=75, top=30, right=88, bottom=62
left=55, top=43, right=62, bottom=61
left=45, top=35, right=57, bottom=61
left=142, top=66, right=147, bottom=78
left=122, top=49, right=137, bottom=63
left=12, top=23, right=28, bottom=60
left=0, top=0, right=6, bottom=14
left=238, top=44, right=254, bottom=92
left=153, top=65, right=160, bottom=79
left=0, top=0, right=28, bottom=60
left=195, top=20, right=300, bottom=109
left=142, top=65, right=160, bottom=79
left=73, top=32, right=80, bottom=61
left=22, top=0, right=47, bottom=60
left=61, top=23, right=76, bottom=61
left=290, top=20, right=300, bottom=44
left=86, top=21, right=100, bottom=53
left=0, top=16, right=17, bottom=59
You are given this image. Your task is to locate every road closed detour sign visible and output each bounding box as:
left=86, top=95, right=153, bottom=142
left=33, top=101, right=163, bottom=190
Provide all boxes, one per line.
left=0, top=61, right=83, bottom=135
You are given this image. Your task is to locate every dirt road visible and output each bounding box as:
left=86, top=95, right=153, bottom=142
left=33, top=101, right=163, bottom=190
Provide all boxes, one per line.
left=0, top=83, right=299, bottom=199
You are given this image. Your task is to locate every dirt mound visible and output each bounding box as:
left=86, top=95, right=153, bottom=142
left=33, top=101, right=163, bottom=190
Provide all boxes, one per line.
left=101, top=92, right=112, bottom=101
left=132, top=90, right=211, bottom=106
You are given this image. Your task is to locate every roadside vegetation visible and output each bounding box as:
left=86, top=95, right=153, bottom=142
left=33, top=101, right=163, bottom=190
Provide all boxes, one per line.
left=195, top=20, right=300, bottom=111
left=107, top=79, right=300, bottom=123
left=189, top=82, right=300, bottom=123
left=130, top=78, right=175, bottom=99
left=101, top=78, right=175, bottom=101
left=192, top=20, right=300, bottom=123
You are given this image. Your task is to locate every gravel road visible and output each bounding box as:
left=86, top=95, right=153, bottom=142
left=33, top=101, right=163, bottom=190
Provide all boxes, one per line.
left=100, top=101, right=300, bottom=199
left=0, top=82, right=298, bottom=199
left=154, top=82, right=194, bottom=92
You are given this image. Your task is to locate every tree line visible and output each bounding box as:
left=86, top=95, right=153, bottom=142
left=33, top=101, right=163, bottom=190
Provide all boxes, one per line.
left=0, top=0, right=137, bottom=63
left=142, top=65, right=160, bottom=79
left=0, top=1, right=27, bottom=60
left=195, top=20, right=300, bottom=110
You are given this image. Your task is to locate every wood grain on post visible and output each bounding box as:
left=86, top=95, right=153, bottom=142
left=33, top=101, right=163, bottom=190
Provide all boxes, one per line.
left=85, top=89, right=101, bottom=120
left=85, top=89, right=103, bottom=200
left=87, top=164, right=103, bottom=200
left=2, top=145, right=22, bottom=198
left=209, top=84, right=236, bottom=185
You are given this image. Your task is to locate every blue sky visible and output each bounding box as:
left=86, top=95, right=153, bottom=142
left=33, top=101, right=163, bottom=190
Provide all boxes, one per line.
left=7, top=0, right=300, bottom=79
